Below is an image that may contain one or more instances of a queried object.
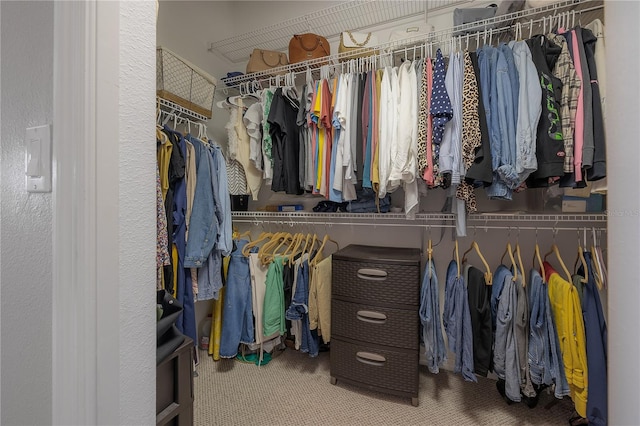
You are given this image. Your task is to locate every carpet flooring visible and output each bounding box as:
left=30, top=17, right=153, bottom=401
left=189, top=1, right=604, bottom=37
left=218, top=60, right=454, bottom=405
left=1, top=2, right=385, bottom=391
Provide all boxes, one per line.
left=194, top=347, right=575, bottom=425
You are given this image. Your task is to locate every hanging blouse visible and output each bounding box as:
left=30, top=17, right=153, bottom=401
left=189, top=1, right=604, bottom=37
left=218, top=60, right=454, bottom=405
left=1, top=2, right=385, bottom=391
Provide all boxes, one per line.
left=261, top=88, right=275, bottom=182
left=548, top=33, right=580, bottom=174
left=430, top=49, right=452, bottom=188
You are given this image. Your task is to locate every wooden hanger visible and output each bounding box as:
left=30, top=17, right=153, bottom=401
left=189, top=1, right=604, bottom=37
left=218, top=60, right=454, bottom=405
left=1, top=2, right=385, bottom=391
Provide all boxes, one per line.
left=241, top=231, right=273, bottom=257
left=453, top=240, right=460, bottom=278
left=590, top=227, right=604, bottom=290
left=533, top=242, right=546, bottom=282
left=513, top=241, right=526, bottom=288
left=544, top=243, right=572, bottom=283
left=311, top=234, right=339, bottom=267
left=500, top=234, right=518, bottom=282
left=573, top=230, right=588, bottom=284
left=427, top=238, right=433, bottom=279
left=462, top=240, right=492, bottom=285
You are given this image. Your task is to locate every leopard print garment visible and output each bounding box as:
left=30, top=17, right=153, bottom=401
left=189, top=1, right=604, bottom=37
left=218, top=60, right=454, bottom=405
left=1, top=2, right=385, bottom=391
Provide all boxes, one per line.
left=456, top=51, right=481, bottom=213
left=461, top=51, right=481, bottom=171
left=457, top=180, right=478, bottom=213
left=417, top=58, right=428, bottom=178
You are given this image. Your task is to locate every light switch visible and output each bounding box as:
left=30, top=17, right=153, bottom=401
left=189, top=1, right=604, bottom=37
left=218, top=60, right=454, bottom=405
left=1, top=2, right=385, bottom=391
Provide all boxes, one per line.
left=25, top=124, right=51, bottom=192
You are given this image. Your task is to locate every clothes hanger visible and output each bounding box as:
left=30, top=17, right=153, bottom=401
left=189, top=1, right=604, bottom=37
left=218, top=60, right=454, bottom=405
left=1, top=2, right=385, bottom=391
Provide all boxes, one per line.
left=461, top=240, right=492, bottom=285
left=574, top=229, right=588, bottom=284
left=311, top=233, right=339, bottom=267
left=532, top=230, right=546, bottom=283
left=499, top=229, right=518, bottom=282
left=453, top=239, right=460, bottom=278
left=513, top=231, right=526, bottom=287
left=543, top=229, right=572, bottom=283
left=590, top=227, right=604, bottom=290
left=241, top=231, right=273, bottom=257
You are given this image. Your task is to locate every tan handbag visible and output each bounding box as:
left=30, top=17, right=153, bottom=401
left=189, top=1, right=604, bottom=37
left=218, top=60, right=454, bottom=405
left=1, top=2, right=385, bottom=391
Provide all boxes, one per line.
left=288, top=33, right=330, bottom=65
left=338, top=31, right=379, bottom=61
left=246, top=49, right=288, bottom=75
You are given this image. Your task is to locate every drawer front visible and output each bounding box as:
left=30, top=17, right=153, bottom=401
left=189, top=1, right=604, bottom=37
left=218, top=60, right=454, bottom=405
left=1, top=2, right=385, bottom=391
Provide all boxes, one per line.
left=332, top=299, right=419, bottom=349
left=332, top=259, right=420, bottom=306
left=330, top=339, right=418, bottom=395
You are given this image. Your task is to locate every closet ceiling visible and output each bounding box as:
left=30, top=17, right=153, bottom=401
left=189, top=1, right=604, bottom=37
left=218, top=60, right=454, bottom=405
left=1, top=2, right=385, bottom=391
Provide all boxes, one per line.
left=206, top=0, right=473, bottom=63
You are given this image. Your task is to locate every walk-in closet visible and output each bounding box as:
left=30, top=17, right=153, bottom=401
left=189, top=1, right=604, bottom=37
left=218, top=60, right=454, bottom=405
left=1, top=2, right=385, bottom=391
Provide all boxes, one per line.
left=152, top=1, right=629, bottom=425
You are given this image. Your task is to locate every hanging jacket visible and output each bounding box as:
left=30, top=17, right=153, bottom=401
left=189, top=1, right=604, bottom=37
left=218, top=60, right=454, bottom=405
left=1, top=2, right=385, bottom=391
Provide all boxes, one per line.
left=465, top=51, right=493, bottom=186
left=582, top=28, right=606, bottom=182
left=465, top=264, right=492, bottom=377
left=419, top=259, right=447, bottom=373
left=545, top=262, right=588, bottom=418
left=528, top=269, right=571, bottom=398
left=578, top=253, right=608, bottom=426
left=443, top=260, right=477, bottom=382
left=526, top=35, right=564, bottom=187
left=492, top=265, right=520, bottom=402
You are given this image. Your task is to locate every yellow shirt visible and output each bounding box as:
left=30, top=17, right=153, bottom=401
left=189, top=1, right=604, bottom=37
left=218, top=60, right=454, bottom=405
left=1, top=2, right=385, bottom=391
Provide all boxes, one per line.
left=157, top=128, right=172, bottom=201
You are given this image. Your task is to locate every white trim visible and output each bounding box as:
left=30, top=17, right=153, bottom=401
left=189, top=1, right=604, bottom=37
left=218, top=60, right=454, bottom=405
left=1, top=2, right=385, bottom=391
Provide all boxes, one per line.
left=52, top=1, right=98, bottom=424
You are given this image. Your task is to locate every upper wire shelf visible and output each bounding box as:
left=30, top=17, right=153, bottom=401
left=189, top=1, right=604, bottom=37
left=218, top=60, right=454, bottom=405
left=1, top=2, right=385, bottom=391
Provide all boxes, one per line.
left=214, top=0, right=601, bottom=90
left=209, top=0, right=471, bottom=64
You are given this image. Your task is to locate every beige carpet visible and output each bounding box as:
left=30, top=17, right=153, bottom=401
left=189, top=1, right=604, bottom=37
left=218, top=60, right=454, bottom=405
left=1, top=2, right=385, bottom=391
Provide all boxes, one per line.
left=194, top=347, right=574, bottom=425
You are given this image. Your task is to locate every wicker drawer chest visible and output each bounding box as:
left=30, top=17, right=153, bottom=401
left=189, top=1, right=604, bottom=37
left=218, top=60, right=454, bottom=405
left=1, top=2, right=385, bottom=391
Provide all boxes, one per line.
left=330, top=244, right=422, bottom=406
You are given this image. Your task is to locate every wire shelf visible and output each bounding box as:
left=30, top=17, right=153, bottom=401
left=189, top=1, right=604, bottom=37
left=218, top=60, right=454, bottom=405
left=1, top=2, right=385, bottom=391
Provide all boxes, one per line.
left=214, top=0, right=601, bottom=90
left=209, top=0, right=471, bottom=64
left=231, top=211, right=607, bottom=231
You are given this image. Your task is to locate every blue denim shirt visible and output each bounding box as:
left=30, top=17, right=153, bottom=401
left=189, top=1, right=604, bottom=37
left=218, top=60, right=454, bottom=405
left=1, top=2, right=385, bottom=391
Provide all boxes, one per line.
left=211, top=144, right=233, bottom=256
left=184, top=137, right=219, bottom=268
left=285, top=259, right=318, bottom=357
left=419, top=260, right=447, bottom=373
left=510, top=41, right=541, bottom=182
left=487, top=46, right=519, bottom=199
left=443, top=260, right=476, bottom=382
left=529, top=269, right=570, bottom=399
left=492, top=264, right=520, bottom=401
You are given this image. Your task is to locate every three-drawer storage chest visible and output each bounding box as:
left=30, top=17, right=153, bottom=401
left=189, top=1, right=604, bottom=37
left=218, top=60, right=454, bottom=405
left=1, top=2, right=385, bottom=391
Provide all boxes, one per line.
left=330, top=244, right=422, bottom=406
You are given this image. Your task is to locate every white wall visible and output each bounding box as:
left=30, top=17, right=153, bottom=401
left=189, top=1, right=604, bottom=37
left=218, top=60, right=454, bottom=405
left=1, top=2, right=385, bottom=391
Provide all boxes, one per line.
left=118, top=2, right=157, bottom=424
left=605, top=2, right=640, bottom=424
left=0, top=2, right=53, bottom=424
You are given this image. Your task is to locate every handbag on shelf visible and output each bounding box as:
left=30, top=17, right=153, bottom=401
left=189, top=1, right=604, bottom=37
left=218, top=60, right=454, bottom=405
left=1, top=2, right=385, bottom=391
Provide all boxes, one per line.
left=288, top=33, right=330, bottom=65
left=338, top=31, right=379, bottom=61
left=452, top=4, right=498, bottom=35
left=246, top=49, right=289, bottom=75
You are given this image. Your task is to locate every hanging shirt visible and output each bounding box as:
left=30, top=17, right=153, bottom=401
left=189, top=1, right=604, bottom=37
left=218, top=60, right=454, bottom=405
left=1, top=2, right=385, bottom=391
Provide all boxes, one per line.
left=510, top=40, right=543, bottom=183
left=269, top=88, right=302, bottom=195
left=236, top=99, right=262, bottom=201
left=547, top=34, right=580, bottom=174
left=430, top=49, right=452, bottom=188
left=440, top=51, right=464, bottom=185
left=582, top=28, right=606, bottom=182
left=261, top=88, right=275, bottom=183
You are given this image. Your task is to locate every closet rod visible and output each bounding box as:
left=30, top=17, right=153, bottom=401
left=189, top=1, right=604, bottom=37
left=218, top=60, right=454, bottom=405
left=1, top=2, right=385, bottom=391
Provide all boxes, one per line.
left=216, top=0, right=601, bottom=90
left=231, top=219, right=606, bottom=232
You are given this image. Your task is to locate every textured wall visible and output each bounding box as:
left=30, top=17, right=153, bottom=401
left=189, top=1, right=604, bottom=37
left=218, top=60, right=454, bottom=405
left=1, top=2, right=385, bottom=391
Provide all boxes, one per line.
left=119, top=1, right=157, bottom=424
left=0, top=1, right=54, bottom=424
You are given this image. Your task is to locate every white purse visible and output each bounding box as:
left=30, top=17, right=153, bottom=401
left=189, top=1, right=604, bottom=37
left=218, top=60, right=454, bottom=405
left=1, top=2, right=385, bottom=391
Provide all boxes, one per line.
left=338, top=31, right=379, bottom=61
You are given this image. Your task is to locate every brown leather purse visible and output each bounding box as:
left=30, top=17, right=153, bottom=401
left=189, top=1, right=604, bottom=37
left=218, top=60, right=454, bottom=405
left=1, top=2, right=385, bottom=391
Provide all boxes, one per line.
left=246, top=49, right=288, bottom=75
left=288, top=33, right=330, bottom=65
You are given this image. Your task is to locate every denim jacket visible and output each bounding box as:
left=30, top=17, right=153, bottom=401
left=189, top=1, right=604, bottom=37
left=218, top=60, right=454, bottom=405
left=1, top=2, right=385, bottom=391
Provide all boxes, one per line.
left=184, top=137, right=219, bottom=268
left=211, top=144, right=233, bottom=256
left=529, top=269, right=570, bottom=399
left=419, top=260, right=447, bottom=373
left=492, top=265, right=520, bottom=401
left=443, top=260, right=476, bottom=382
